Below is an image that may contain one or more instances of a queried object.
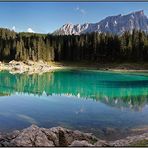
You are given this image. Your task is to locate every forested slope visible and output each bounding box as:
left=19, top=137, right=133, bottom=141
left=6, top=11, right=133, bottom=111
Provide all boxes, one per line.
left=0, top=28, right=148, bottom=63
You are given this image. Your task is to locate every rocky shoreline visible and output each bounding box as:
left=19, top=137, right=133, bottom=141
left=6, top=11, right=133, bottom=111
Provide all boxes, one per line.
left=0, top=125, right=148, bottom=147
left=0, top=60, right=62, bottom=75
left=1, top=60, right=148, bottom=75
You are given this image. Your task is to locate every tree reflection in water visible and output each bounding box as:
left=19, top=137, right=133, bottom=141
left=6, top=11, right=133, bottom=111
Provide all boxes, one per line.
left=0, top=70, right=148, bottom=111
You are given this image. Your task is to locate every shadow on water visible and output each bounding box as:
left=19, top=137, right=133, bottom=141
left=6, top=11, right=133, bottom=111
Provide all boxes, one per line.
left=99, top=80, right=148, bottom=88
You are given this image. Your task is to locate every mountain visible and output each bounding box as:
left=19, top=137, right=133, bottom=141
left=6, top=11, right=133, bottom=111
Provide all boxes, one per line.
left=53, top=10, right=148, bottom=35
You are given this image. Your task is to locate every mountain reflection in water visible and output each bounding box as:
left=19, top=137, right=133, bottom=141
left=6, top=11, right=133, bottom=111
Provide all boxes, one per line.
left=0, top=70, right=148, bottom=111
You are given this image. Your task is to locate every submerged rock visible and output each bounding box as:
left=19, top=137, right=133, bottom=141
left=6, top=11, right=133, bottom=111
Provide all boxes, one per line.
left=94, top=140, right=109, bottom=146
left=70, top=140, right=93, bottom=146
left=110, top=133, right=148, bottom=146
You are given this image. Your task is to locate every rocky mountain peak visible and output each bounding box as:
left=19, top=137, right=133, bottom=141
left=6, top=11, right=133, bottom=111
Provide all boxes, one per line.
left=133, top=10, right=144, bottom=16
left=53, top=10, right=148, bottom=35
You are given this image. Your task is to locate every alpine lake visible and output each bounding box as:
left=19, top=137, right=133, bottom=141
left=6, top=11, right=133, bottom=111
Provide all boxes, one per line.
left=0, top=69, right=148, bottom=140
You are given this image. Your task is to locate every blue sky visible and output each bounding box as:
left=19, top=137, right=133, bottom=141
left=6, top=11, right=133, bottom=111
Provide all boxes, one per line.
left=0, top=2, right=148, bottom=33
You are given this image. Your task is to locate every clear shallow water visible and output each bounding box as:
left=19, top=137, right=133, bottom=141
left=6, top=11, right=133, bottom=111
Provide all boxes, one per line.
left=0, top=70, right=148, bottom=139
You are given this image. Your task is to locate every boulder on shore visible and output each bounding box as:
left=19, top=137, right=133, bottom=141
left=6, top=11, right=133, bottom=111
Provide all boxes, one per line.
left=0, top=125, right=100, bottom=147
left=0, top=125, right=148, bottom=147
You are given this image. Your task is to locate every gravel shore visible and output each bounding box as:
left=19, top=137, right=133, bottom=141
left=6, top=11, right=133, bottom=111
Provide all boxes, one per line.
left=1, top=61, right=148, bottom=75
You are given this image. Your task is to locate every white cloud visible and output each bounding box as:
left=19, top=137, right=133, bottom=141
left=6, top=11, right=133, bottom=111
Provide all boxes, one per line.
left=75, top=6, right=86, bottom=15
left=80, top=9, right=86, bottom=15
left=27, top=28, right=35, bottom=33
left=76, top=6, right=80, bottom=11
left=12, top=26, right=16, bottom=31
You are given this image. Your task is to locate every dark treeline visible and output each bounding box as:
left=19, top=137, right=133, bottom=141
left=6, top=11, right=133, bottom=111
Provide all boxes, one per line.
left=0, top=28, right=148, bottom=62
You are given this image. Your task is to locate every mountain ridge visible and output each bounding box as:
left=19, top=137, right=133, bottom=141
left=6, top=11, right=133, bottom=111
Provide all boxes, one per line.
left=53, top=10, right=148, bottom=35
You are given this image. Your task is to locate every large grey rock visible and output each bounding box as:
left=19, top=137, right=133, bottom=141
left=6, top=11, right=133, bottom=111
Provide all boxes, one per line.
left=40, top=127, right=59, bottom=146
left=10, top=125, right=54, bottom=146
left=0, top=125, right=98, bottom=146
left=50, top=126, right=98, bottom=146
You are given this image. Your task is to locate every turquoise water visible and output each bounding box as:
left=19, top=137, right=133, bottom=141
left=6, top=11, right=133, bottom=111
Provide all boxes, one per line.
left=0, top=70, right=148, bottom=139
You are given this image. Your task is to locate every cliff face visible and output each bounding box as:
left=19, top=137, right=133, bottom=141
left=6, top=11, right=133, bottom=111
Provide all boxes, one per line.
left=53, top=10, right=148, bottom=35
